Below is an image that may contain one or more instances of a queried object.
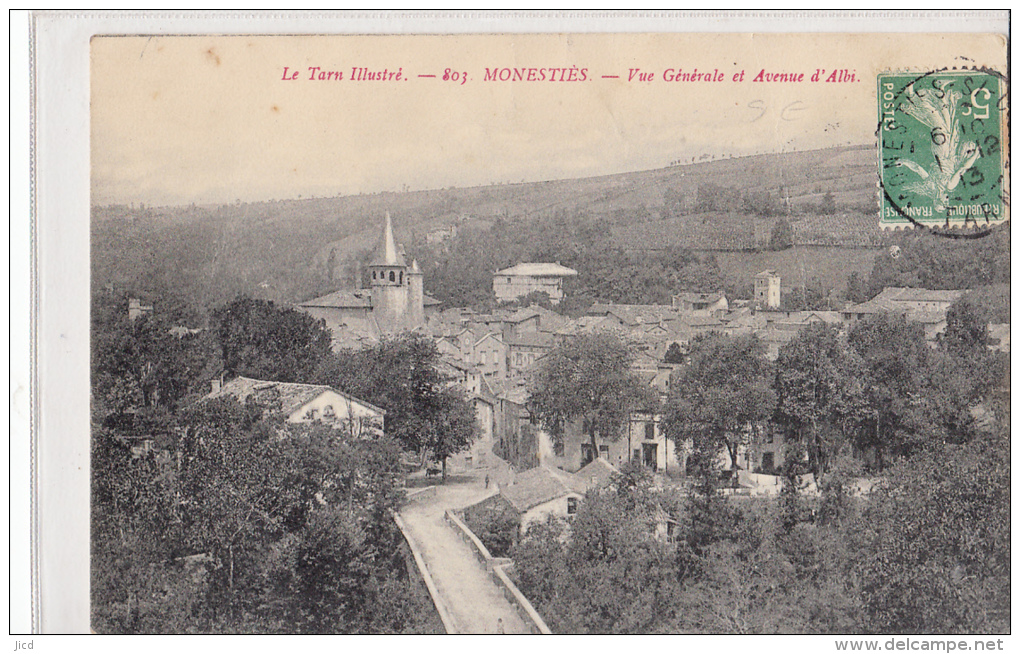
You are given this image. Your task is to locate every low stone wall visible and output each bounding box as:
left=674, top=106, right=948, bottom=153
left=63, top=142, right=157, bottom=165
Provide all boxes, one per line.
left=444, top=509, right=553, bottom=635
left=393, top=512, right=457, bottom=634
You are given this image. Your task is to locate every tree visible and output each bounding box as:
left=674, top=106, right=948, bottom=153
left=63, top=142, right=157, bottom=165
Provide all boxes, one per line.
left=819, top=191, right=836, bottom=215
left=662, top=333, right=775, bottom=472
left=844, top=271, right=871, bottom=305
left=92, top=292, right=216, bottom=420
left=940, top=294, right=990, bottom=354
left=328, top=333, right=476, bottom=479
left=855, top=420, right=1009, bottom=633
left=863, top=228, right=1010, bottom=298
left=213, top=296, right=334, bottom=383
left=527, top=332, right=654, bottom=460
left=92, top=387, right=435, bottom=634
left=846, top=314, right=933, bottom=465
left=767, top=218, right=794, bottom=250
left=743, top=189, right=778, bottom=217
left=773, top=323, right=870, bottom=476
left=663, top=341, right=685, bottom=364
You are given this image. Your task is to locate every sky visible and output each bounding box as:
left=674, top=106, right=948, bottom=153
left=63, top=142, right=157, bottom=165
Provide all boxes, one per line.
left=91, top=33, right=1007, bottom=206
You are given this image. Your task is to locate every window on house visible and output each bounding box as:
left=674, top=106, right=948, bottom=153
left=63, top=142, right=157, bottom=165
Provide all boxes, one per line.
left=372, top=271, right=377, bottom=280
left=389, top=271, right=395, bottom=282
left=323, top=405, right=336, bottom=419
left=399, top=271, right=403, bottom=284
left=581, top=443, right=594, bottom=465
left=644, top=422, right=655, bottom=440
left=766, top=429, right=775, bottom=444
left=599, top=444, right=610, bottom=457
left=554, top=441, right=564, bottom=456
left=567, top=497, right=578, bottom=515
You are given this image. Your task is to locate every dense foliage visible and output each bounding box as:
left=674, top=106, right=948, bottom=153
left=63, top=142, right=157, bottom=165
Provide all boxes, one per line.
left=325, top=333, right=478, bottom=477
left=213, top=297, right=335, bottom=383
left=662, top=333, right=776, bottom=471
left=527, top=332, right=656, bottom=458
left=91, top=400, right=442, bottom=633
left=862, top=227, right=1010, bottom=300
left=512, top=416, right=1009, bottom=634
left=406, top=212, right=726, bottom=313
left=91, top=294, right=474, bottom=633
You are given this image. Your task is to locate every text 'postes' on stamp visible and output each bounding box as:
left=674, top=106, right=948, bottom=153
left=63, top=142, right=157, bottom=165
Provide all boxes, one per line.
left=878, top=71, right=1008, bottom=231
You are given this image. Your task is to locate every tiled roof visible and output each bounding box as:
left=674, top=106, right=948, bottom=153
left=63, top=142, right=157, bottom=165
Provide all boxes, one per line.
left=504, top=305, right=568, bottom=329
left=682, top=315, right=725, bottom=328
left=205, top=376, right=385, bottom=417
left=496, top=263, right=578, bottom=277
left=575, top=458, right=621, bottom=491
left=673, top=291, right=725, bottom=304
left=590, top=303, right=680, bottom=326
left=555, top=315, right=625, bottom=336
left=801, top=311, right=844, bottom=325
left=844, top=299, right=902, bottom=315
left=873, top=287, right=966, bottom=304
left=501, top=465, right=584, bottom=512
left=300, top=289, right=373, bottom=309
left=506, top=332, right=556, bottom=348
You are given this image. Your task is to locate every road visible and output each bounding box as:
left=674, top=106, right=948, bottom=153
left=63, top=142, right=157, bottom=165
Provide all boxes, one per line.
left=399, top=469, right=531, bottom=634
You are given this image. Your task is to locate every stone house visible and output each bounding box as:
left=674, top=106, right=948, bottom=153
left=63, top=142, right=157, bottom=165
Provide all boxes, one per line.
left=493, top=262, right=578, bottom=305
left=205, top=376, right=386, bottom=438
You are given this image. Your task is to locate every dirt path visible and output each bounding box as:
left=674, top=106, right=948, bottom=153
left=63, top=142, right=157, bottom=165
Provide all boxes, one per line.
left=399, top=473, right=531, bottom=634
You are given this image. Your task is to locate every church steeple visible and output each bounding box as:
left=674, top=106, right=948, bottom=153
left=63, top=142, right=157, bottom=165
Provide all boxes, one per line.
left=369, top=213, right=409, bottom=333
left=370, top=212, right=406, bottom=267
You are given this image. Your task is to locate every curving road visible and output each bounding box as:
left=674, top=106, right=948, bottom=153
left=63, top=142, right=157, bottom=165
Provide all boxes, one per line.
left=399, top=470, right=530, bottom=634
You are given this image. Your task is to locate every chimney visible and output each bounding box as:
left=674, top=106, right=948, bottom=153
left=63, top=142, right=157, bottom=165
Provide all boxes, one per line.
left=211, top=378, right=222, bottom=393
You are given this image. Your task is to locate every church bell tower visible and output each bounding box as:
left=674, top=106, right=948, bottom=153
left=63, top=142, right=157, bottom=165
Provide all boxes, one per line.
left=368, top=213, right=409, bottom=333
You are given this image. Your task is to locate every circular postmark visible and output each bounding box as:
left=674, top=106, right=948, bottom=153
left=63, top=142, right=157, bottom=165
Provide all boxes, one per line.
left=877, top=67, right=1009, bottom=239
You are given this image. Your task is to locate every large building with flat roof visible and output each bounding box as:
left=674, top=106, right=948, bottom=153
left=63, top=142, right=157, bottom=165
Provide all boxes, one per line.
left=493, top=262, right=578, bottom=305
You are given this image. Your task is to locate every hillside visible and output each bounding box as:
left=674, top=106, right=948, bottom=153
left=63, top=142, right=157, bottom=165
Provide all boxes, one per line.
left=92, top=145, right=885, bottom=312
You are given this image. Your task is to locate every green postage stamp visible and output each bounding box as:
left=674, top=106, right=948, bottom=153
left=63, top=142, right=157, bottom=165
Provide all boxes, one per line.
left=879, top=70, right=1008, bottom=229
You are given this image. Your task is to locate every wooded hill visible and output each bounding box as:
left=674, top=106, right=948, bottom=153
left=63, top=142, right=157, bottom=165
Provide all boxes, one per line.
left=91, top=144, right=911, bottom=316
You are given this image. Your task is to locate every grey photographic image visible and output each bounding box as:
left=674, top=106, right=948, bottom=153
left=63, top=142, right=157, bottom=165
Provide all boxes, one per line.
left=88, top=30, right=1009, bottom=635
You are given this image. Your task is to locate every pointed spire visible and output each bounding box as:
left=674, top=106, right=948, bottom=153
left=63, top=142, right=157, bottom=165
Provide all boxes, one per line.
left=370, top=212, right=406, bottom=267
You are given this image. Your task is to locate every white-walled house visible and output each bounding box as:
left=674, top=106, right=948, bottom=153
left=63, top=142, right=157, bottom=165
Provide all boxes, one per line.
left=625, top=412, right=685, bottom=473
left=493, top=263, right=578, bottom=305
left=464, top=465, right=587, bottom=534
left=205, top=376, right=386, bottom=437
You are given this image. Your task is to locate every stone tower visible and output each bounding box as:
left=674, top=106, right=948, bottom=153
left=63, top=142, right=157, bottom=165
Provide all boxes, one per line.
left=369, top=213, right=408, bottom=333
left=406, top=258, right=425, bottom=330
left=754, top=269, right=781, bottom=310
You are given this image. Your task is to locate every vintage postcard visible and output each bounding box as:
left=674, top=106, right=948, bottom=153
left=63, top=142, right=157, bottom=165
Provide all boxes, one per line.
left=23, top=13, right=1012, bottom=641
